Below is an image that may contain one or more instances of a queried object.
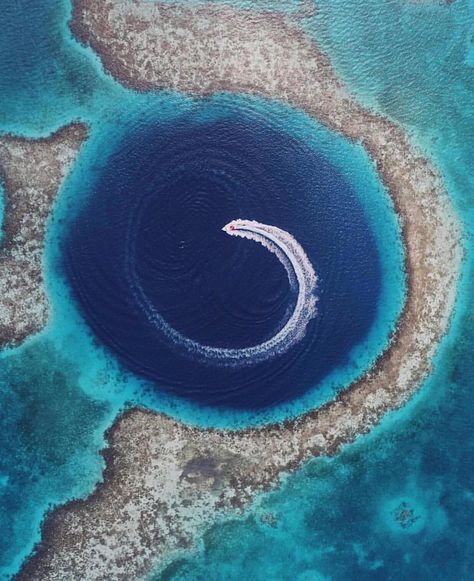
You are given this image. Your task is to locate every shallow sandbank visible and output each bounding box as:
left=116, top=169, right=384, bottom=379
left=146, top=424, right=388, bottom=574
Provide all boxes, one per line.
left=0, top=124, right=87, bottom=348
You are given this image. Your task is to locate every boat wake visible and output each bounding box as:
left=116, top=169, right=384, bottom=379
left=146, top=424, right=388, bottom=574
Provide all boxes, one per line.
left=130, top=219, right=318, bottom=367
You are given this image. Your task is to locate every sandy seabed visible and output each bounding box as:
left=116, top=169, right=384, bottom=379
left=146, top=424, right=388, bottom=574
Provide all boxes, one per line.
left=0, top=124, right=87, bottom=349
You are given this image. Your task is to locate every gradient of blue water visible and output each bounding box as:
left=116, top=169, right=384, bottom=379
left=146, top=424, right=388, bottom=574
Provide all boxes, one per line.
left=45, top=91, right=403, bottom=425
left=0, top=0, right=471, bottom=579
left=61, top=100, right=386, bottom=409
left=0, top=0, right=121, bottom=136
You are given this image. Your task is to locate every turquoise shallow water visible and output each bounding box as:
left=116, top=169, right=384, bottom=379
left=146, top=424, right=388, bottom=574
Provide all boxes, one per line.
left=0, top=0, right=472, bottom=578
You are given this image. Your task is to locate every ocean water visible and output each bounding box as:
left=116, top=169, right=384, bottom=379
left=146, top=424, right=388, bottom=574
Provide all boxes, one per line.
left=61, top=97, right=391, bottom=409
left=43, top=89, right=403, bottom=425
left=0, top=0, right=472, bottom=579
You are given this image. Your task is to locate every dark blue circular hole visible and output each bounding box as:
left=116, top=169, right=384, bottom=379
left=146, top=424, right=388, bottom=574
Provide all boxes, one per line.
left=62, top=104, right=382, bottom=409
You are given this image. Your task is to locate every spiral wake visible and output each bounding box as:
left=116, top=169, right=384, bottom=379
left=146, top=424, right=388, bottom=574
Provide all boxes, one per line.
left=129, top=219, right=318, bottom=367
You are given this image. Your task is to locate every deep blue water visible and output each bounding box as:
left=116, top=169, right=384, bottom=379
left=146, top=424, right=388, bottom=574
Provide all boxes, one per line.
left=63, top=103, right=381, bottom=409
left=0, top=0, right=472, bottom=579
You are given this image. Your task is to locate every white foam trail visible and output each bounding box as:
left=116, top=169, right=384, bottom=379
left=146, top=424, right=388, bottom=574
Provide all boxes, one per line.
left=131, top=219, right=318, bottom=366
